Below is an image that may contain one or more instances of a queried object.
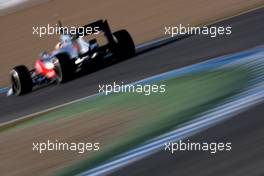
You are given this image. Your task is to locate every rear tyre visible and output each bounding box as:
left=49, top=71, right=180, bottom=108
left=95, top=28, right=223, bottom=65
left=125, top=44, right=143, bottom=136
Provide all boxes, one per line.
left=11, top=65, right=32, bottom=95
left=112, top=30, right=136, bottom=59
left=54, top=53, right=75, bottom=83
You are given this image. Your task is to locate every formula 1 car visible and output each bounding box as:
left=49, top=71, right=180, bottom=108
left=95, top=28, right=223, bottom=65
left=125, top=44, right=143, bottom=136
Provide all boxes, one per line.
left=8, top=20, right=135, bottom=96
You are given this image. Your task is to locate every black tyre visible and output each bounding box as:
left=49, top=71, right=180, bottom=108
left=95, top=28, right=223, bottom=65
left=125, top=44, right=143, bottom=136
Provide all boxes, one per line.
left=11, top=65, right=32, bottom=95
left=112, top=30, right=136, bottom=59
left=54, top=53, right=75, bottom=83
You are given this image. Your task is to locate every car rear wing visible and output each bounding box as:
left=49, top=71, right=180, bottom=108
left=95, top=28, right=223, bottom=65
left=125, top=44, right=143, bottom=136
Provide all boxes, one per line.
left=76, top=19, right=115, bottom=44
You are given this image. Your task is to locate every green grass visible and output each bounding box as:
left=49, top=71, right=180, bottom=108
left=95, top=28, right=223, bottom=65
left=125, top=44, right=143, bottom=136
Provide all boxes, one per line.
left=0, top=67, right=250, bottom=175
left=48, top=68, right=249, bottom=176
left=1, top=68, right=250, bottom=176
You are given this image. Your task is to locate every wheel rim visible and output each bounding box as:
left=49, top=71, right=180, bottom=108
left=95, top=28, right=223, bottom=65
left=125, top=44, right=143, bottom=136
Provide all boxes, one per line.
left=10, top=70, right=21, bottom=95
left=54, top=66, right=63, bottom=83
left=53, top=57, right=63, bottom=83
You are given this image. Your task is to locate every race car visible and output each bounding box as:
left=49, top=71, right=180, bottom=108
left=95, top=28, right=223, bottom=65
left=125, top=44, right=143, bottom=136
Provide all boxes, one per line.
left=8, top=20, right=135, bottom=96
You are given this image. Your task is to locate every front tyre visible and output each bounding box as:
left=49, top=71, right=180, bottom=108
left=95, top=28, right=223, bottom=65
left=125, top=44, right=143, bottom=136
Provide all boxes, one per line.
left=11, top=65, right=32, bottom=95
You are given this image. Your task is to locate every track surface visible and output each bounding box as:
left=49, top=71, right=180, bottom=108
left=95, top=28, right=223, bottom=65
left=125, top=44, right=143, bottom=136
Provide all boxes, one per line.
left=1, top=8, right=264, bottom=123
left=110, top=102, right=264, bottom=176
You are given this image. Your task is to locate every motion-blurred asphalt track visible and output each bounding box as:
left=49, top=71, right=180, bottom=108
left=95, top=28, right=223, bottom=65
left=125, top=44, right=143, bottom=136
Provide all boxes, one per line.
left=1, top=7, right=264, bottom=124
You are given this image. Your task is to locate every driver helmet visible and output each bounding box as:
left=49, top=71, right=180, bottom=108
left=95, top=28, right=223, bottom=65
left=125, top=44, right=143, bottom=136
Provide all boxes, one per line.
left=55, top=42, right=62, bottom=50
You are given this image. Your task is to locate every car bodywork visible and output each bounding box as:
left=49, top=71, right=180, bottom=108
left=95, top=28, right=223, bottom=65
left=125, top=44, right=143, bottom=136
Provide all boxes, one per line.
left=8, top=20, right=136, bottom=96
